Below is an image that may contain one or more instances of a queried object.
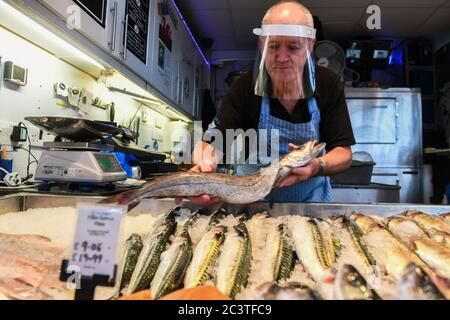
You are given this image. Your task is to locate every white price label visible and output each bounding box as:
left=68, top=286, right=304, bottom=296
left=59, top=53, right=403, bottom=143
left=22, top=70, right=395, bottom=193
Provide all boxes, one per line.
left=68, top=203, right=126, bottom=279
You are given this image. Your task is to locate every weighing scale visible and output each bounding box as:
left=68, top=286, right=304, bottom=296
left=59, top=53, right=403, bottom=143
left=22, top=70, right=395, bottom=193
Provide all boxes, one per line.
left=25, top=117, right=168, bottom=188
left=35, top=150, right=127, bottom=183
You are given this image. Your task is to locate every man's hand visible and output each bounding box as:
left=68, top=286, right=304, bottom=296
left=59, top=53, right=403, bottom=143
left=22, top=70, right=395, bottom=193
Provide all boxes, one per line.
left=174, top=159, right=220, bottom=206
left=275, top=143, right=320, bottom=189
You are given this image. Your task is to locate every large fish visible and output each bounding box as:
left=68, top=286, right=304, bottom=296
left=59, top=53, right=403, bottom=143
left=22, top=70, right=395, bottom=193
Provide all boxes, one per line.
left=334, top=264, right=380, bottom=300
left=184, top=226, right=227, bottom=288
left=150, top=231, right=193, bottom=299
left=127, top=218, right=177, bottom=295
left=289, top=217, right=337, bottom=282
left=216, top=223, right=252, bottom=298
left=100, top=140, right=326, bottom=209
left=397, top=263, right=446, bottom=300
left=110, top=234, right=143, bottom=299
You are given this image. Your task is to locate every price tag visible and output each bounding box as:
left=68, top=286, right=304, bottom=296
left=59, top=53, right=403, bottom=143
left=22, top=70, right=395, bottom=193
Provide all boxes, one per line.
left=68, top=203, right=126, bottom=279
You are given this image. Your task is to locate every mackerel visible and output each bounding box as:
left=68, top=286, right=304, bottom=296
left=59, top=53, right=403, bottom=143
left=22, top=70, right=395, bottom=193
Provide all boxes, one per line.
left=127, top=219, right=177, bottom=295
left=184, top=226, right=227, bottom=288
left=216, top=223, right=252, bottom=298
left=110, top=234, right=143, bottom=299
left=150, top=231, right=193, bottom=299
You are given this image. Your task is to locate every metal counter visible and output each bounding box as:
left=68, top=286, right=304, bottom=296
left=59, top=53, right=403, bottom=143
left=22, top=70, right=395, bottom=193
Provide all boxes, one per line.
left=0, top=193, right=448, bottom=219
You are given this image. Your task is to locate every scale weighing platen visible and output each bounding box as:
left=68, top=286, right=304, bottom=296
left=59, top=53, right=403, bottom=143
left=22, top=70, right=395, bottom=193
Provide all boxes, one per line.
left=35, top=151, right=127, bottom=183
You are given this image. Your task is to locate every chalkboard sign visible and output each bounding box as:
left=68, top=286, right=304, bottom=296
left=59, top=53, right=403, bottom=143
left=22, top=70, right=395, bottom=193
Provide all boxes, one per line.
left=126, top=0, right=150, bottom=64
left=73, top=0, right=107, bottom=28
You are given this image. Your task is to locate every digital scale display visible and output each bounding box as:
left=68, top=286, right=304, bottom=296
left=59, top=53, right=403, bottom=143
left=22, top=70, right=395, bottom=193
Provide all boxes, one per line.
left=94, top=154, right=122, bottom=173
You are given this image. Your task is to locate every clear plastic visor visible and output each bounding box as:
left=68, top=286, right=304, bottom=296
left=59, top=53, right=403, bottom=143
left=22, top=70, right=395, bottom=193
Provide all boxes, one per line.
left=253, top=24, right=317, bottom=100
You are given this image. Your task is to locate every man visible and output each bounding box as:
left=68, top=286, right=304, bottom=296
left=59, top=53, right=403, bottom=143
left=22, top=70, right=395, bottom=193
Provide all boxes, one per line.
left=182, top=1, right=355, bottom=205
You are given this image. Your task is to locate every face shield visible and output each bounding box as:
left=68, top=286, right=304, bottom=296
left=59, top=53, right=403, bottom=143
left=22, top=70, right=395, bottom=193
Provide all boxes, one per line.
left=253, top=24, right=317, bottom=100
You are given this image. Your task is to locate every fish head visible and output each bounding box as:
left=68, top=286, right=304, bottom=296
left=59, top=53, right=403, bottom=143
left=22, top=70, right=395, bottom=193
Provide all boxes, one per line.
left=254, top=282, right=281, bottom=300
left=331, top=216, right=345, bottom=226
left=277, top=223, right=287, bottom=233
left=398, top=263, right=445, bottom=300
left=349, top=213, right=379, bottom=234
left=211, top=225, right=228, bottom=236
left=128, top=233, right=143, bottom=245
left=174, top=229, right=192, bottom=246
left=160, top=217, right=177, bottom=233
left=335, top=264, right=379, bottom=300
left=279, top=140, right=326, bottom=169
left=233, top=223, right=249, bottom=238
left=405, top=210, right=423, bottom=219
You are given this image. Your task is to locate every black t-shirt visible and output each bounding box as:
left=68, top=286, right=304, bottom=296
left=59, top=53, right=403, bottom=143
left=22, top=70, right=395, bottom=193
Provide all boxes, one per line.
left=210, top=66, right=356, bottom=152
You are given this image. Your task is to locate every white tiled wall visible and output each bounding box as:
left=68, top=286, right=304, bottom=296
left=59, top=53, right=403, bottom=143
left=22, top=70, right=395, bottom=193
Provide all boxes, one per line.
left=0, top=26, right=170, bottom=177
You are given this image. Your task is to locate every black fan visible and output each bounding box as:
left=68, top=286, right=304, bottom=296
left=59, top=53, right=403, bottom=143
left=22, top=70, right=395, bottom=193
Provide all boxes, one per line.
left=313, top=40, right=346, bottom=79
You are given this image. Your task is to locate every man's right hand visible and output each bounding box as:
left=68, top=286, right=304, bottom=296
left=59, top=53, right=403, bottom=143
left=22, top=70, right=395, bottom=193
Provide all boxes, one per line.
left=174, top=160, right=220, bottom=206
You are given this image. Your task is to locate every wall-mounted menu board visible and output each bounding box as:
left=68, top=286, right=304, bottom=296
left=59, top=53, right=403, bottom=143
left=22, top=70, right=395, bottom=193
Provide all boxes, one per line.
left=126, top=0, right=150, bottom=64
left=73, top=0, right=107, bottom=28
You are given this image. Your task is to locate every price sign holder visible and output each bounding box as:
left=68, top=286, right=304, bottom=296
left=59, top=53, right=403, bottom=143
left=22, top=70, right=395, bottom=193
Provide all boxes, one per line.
left=59, top=203, right=126, bottom=300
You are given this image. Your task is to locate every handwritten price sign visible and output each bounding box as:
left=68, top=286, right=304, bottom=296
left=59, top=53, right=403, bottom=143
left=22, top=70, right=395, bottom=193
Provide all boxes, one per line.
left=69, top=203, right=126, bottom=279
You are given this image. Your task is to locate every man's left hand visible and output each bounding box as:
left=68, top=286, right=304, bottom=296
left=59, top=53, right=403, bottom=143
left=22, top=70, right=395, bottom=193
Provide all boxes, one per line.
left=275, top=143, right=320, bottom=189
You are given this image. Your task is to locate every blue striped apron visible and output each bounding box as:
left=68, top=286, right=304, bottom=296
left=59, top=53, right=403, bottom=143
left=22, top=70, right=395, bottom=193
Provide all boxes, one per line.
left=236, top=97, right=333, bottom=203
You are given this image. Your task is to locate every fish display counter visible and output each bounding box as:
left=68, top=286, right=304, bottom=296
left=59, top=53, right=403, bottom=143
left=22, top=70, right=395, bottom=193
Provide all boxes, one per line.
left=0, top=193, right=449, bottom=300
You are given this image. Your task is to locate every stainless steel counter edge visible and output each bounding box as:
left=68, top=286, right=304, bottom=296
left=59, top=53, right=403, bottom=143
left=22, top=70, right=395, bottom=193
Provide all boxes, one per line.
left=0, top=193, right=448, bottom=218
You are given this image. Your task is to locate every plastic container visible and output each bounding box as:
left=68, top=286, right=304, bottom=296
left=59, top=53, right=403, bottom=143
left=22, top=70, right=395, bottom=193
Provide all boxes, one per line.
left=331, top=160, right=376, bottom=185
left=445, top=184, right=450, bottom=205
left=0, top=159, right=13, bottom=181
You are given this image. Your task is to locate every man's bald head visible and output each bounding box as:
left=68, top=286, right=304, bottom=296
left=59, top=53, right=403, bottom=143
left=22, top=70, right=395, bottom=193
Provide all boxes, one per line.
left=262, top=1, right=314, bottom=27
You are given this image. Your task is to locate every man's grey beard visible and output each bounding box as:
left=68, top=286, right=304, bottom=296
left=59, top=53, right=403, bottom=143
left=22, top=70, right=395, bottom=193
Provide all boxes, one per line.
left=272, top=72, right=304, bottom=100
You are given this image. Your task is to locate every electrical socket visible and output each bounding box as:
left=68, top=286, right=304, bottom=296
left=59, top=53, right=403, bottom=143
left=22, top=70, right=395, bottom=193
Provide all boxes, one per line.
left=0, top=127, right=13, bottom=146
left=28, top=128, right=42, bottom=147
